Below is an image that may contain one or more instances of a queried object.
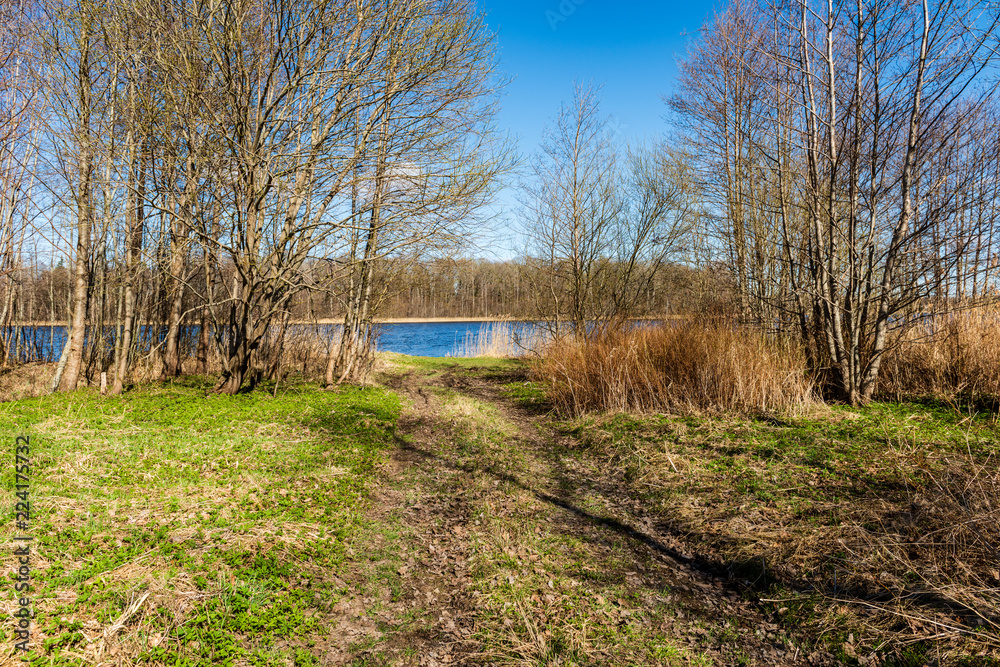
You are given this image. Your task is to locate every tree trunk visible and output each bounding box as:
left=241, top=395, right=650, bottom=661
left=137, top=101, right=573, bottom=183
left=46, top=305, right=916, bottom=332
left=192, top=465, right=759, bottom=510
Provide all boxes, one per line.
left=112, top=127, right=145, bottom=395
left=196, top=301, right=210, bottom=374
left=58, top=168, right=94, bottom=392
left=160, top=268, right=185, bottom=378
left=213, top=299, right=267, bottom=395
left=58, top=15, right=96, bottom=393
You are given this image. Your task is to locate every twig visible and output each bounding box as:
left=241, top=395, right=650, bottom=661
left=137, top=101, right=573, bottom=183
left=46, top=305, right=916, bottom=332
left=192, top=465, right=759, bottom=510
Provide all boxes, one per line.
left=825, top=596, right=1000, bottom=649
left=100, top=591, right=150, bottom=642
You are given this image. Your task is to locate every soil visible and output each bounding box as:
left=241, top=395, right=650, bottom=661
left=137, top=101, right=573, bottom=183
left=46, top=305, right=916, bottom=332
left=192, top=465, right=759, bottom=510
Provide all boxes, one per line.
left=321, top=363, right=841, bottom=666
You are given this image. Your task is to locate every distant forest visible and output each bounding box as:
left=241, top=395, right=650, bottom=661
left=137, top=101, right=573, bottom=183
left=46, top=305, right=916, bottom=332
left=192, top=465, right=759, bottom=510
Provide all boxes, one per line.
left=19, top=257, right=729, bottom=323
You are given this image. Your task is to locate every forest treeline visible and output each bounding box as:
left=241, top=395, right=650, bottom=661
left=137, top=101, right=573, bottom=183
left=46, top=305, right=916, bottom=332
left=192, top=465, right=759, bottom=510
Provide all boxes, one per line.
left=2, top=0, right=1000, bottom=402
left=16, top=257, right=729, bottom=323
left=1, top=0, right=514, bottom=393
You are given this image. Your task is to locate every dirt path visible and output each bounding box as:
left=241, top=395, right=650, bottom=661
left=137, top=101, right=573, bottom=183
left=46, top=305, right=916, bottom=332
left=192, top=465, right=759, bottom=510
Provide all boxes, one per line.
left=329, top=362, right=838, bottom=666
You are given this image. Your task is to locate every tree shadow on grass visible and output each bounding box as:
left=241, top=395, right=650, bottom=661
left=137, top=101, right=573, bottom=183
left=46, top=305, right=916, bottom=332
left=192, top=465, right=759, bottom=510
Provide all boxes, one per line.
left=404, top=364, right=1000, bottom=661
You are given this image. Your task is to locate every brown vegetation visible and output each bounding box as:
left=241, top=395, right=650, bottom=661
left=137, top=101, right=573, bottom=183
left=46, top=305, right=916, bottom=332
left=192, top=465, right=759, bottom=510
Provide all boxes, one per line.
left=534, top=322, right=816, bottom=417
left=574, top=408, right=1000, bottom=660
left=536, top=309, right=1000, bottom=418
left=0, top=362, right=56, bottom=401
left=879, top=307, right=1000, bottom=404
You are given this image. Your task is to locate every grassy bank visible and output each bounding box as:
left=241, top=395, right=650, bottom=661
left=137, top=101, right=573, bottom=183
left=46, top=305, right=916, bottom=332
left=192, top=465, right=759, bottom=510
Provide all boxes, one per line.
left=4, top=356, right=999, bottom=665
left=0, top=377, right=401, bottom=666
left=557, top=401, right=1000, bottom=660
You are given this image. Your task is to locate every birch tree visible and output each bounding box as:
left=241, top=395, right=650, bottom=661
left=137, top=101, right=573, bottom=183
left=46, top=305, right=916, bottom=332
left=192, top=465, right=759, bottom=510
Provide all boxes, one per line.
left=790, top=0, right=1000, bottom=402
left=672, top=0, right=1000, bottom=403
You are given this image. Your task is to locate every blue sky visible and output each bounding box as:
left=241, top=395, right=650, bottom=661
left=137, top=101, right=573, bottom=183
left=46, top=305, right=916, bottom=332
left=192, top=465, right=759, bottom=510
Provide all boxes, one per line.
left=477, top=0, right=720, bottom=255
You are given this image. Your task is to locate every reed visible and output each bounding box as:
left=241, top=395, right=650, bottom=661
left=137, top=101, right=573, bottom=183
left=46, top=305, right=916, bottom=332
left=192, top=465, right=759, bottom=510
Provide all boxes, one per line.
left=534, top=322, right=815, bottom=416
left=879, top=307, right=1000, bottom=404
left=451, top=321, right=548, bottom=358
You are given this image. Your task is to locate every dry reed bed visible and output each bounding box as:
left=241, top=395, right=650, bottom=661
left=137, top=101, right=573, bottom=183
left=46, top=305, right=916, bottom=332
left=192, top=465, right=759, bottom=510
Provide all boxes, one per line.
left=880, top=308, right=1000, bottom=403
left=534, top=323, right=816, bottom=417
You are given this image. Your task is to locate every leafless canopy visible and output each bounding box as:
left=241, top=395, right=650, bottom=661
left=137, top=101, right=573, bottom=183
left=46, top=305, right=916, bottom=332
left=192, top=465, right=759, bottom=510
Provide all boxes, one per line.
left=670, top=0, right=1000, bottom=403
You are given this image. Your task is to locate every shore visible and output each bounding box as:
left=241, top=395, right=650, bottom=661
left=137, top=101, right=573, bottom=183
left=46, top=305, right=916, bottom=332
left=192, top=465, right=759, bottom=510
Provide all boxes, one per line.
left=9, top=316, right=684, bottom=327
left=12, top=317, right=514, bottom=327
left=2, top=358, right=994, bottom=664
left=325, top=317, right=509, bottom=325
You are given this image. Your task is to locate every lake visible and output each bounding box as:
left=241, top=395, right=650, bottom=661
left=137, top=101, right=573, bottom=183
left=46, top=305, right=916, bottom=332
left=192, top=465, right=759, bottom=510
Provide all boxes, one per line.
left=1, top=320, right=534, bottom=362
left=378, top=320, right=529, bottom=357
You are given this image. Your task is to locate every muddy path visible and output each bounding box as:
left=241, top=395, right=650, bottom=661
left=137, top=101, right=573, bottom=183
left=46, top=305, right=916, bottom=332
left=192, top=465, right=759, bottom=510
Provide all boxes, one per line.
left=332, top=362, right=837, bottom=666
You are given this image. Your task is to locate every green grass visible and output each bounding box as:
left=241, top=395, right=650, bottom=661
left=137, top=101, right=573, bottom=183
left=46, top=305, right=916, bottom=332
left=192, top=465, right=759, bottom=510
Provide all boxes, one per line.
left=0, top=377, right=401, bottom=666
left=418, top=387, right=702, bottom=666
left=568, top=399, right=998, bottom=509
left=558, top=397, right=1000, bottom=661
left=6, top=358, right=998, bottom=665
left=500, top=380, right=549, bottom=410
left=382, top=353, right=523, bottom=372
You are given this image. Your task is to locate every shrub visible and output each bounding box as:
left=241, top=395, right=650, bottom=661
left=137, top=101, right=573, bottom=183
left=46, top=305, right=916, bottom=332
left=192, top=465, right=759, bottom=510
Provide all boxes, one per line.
left=533, top=322, right=815, bottom=416
left=879, top=307, right=1000, bottom=404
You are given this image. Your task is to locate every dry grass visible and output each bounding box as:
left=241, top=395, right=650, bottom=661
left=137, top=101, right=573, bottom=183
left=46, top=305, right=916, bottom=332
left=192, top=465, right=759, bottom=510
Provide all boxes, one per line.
left=572, top=402, right=1000, bottom=660
left=534, top=322, right=816, bottom=417
left=880, top=307, right=1000, bottom=403
left=833, top=448, right=1000, bottom=648
left=450, top=321, right=549, bottom=359
left=274, top=324, right=336, bottom=379
left=0, top=361, right=56, bottom=401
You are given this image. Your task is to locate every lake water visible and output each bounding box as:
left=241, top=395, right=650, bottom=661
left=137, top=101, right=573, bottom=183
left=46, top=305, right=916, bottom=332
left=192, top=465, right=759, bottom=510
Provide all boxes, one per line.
left=1, top=320, right=528, bottom=362
left=378, top=321, right=518, bottom=357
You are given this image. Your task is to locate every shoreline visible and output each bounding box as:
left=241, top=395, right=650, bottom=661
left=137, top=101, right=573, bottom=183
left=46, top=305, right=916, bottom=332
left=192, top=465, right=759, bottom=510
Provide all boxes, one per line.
left=9, top=315, right=677, bottom=328
left=325, top=317, right=510, bottom=325
left=10, top=317, right=518, bottom=327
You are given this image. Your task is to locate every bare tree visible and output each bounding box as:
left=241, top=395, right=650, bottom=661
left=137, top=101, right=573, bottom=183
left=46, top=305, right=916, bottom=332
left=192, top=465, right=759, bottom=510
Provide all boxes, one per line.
left=668, top=1, right=784, bottom=326
left=109, top=30, right=149, bottom=394
left=521, top=83, right=622, bottom=337
left=522, top=83, right=695, bottom=337
left=0, top=0, right=38, bottom=367
left=671, top=0, right=1000, bottom=403
left=35, top=0, right=113, bottom=392
left=326, top=0, right=510, bottom=385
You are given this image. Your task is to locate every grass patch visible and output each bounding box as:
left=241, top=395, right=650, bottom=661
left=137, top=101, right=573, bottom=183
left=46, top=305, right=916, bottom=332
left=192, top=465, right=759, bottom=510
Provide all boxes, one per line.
left=423, top=387, right=714, bottom=665
left=0, top=377, right=400, bottom=665
left=381, top=353, right=524, bottom=373
left=561, top=399, right=1000, bottom=661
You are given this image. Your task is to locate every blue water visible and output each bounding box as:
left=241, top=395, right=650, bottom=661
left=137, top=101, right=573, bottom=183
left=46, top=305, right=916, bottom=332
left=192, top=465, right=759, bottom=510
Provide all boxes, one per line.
left=376, top=321, right=513, bottom=357
left=1, top=321, right=524, bottom=362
